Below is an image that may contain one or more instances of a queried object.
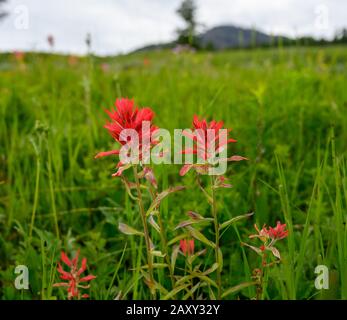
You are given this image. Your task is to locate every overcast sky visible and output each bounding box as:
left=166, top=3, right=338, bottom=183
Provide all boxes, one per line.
left=0, top=0, right=346, bottom=55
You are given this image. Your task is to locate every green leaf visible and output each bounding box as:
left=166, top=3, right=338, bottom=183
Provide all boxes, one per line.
left=202, top=262, right=219, bottom=275
left=146, top=186, right=185, bottom=216
left=186, top=226, right=215, bottom=248
left=148, top=215, right=161, bottom=233
left=221, top=282, right=257, bottom=298
left=167, top=233, right=189, bottom=246
left=220, top=212, right=254, bottom=230
left=217, top=247, right=223, bottom=272
left=174, top=218, right=212, bottom=230
left=163, top=284, right=191, bottom=300
left=141, top=263, right=168, bottom=269
left=171, top=245, right=180, bottom=271
left=241, top=242, right=262, bottom=255
left=150, top=250, right=166, bottom=258
left=268, top=246, right=281, bottom=259
left=118, top=222, right=144, bottom=236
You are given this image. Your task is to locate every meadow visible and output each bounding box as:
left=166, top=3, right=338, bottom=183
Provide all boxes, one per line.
left=0, top=45, right=347, bottom=300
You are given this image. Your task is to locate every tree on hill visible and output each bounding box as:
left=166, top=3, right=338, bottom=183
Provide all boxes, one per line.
left=176, top=0, right=199, bottom=47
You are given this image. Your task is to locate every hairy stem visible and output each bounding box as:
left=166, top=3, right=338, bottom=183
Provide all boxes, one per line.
left=211, top=175, right=222, bottom=299
left=133, top=166, right=155, bottom=298
left=157, top=211, right=175, bottom=289
left=29, top=157, right=41, bottom=244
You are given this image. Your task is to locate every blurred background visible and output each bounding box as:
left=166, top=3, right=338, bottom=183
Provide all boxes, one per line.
left=0, top=0, right=347, bottom=55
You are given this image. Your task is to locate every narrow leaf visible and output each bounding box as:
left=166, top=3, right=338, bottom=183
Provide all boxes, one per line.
left=118, top=223, right=144, bottom=236
left=186, top=226, right=216, bottom=248
left=220, top=212, right=254, bottom=230
left=221, top=282, right=257, bottom=298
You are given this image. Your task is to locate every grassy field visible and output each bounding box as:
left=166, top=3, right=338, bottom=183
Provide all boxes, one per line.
left=0, top=46, right=347, bottom=300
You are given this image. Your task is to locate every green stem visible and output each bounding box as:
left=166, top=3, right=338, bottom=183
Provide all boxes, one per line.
left=48, top=149, right=60, bottom=239
left=211, top=176, right=222, bottom=299
left=29, top=157, right=40, bottom=244
left=157, top=211, right=175, bottom=289
left=133, top=166, right=155, bottom=298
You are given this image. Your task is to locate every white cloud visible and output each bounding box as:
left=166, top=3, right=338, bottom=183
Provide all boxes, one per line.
left=0, top=0, right=346, bottom=55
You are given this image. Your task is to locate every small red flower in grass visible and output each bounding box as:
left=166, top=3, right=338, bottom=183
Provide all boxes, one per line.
left=250, top=222, right=289, bottom=241
left=180, top=239, right=195, bottom=256
left=53, top=250, right=96, bottom=300
left=95, top=98, right=158, bottom=176
left=183, top=115, right=236, bottom=160
left=267, top=221, right=289, bottom=240
left=13, top=51, right=25, bottom=62
left=180, top=115, right=247, bottom=176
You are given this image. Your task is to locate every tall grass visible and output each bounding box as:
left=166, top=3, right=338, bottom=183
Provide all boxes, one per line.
left=0, top=46, right=346, bottom=299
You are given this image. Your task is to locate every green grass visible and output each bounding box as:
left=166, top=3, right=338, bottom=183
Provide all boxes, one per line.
left=0, top=46, right=347, bottom=300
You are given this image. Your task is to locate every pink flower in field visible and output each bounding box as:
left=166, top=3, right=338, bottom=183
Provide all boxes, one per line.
left=100, top=63, right=110, bottom=73
left=53, top=250, right=96, bottom=300
left=95, top=98, right=158, bottom=176
left=13, top=51, right=25, bottom=62
left=180, top=239, right=195, bottom=256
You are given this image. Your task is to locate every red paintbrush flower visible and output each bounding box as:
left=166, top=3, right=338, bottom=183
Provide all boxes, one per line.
left=180, top=115, right=246, bottom=176
left=246, top=221, right=288, bottom=259
left=53, top=250, right=96, bottom=300
left=182, top=115, right=236, bottom=160
left=180, top=239, right=195, bottom=256
left=268, top=221, right=289, bottom=240
left=95, top=98, right=158, bottom=176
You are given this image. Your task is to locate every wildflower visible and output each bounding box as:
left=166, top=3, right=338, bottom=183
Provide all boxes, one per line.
left=268, top=221, right=289, bottom=240
left=183, top=115, right=236, bottom=160
left=68, top=55, right=78, bottom=66
left=95, top=98, right=158, bottom=176
left=180, top=115, right=246, bottom=176
left=250, top=221, right=288, bottom=242
left=13, top=51, right=24, bottom=62
left=245, top=221, right=288, bottom=259
left=53, top=250, right=96, bottom=300
left=180, top=239, right=195, bottom=256
left=143, top=58, right=150, bottom=66
left=100, top=63, right=110, bottom=73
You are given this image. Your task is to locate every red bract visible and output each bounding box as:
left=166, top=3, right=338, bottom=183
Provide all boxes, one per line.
left=95, top=98, right=158, bottom=176
left=268, top=221, right=289, bottom=240
left=53, top=250, right=96, bottom=300
left=180, top=115, right=245, bottom=176
left=180, top=239, right=195, bottom=256
left=250, top=221, right=289, bottom=242
left=183, top=115, right=236, bottom=161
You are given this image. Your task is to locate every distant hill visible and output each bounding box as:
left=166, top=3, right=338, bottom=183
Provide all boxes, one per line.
left=133, top=25, right=290, bottom=52
left=199, top=25, right=288, bottom=49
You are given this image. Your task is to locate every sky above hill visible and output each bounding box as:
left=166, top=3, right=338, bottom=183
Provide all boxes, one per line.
left=0, top=0, right=346, bottom=55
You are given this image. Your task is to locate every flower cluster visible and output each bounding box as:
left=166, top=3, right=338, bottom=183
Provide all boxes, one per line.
left=53, top=251, right=96, bottom=300
left=95, top=98, right=158, bottom=176
left=244, top=221, right=289, bottom=260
